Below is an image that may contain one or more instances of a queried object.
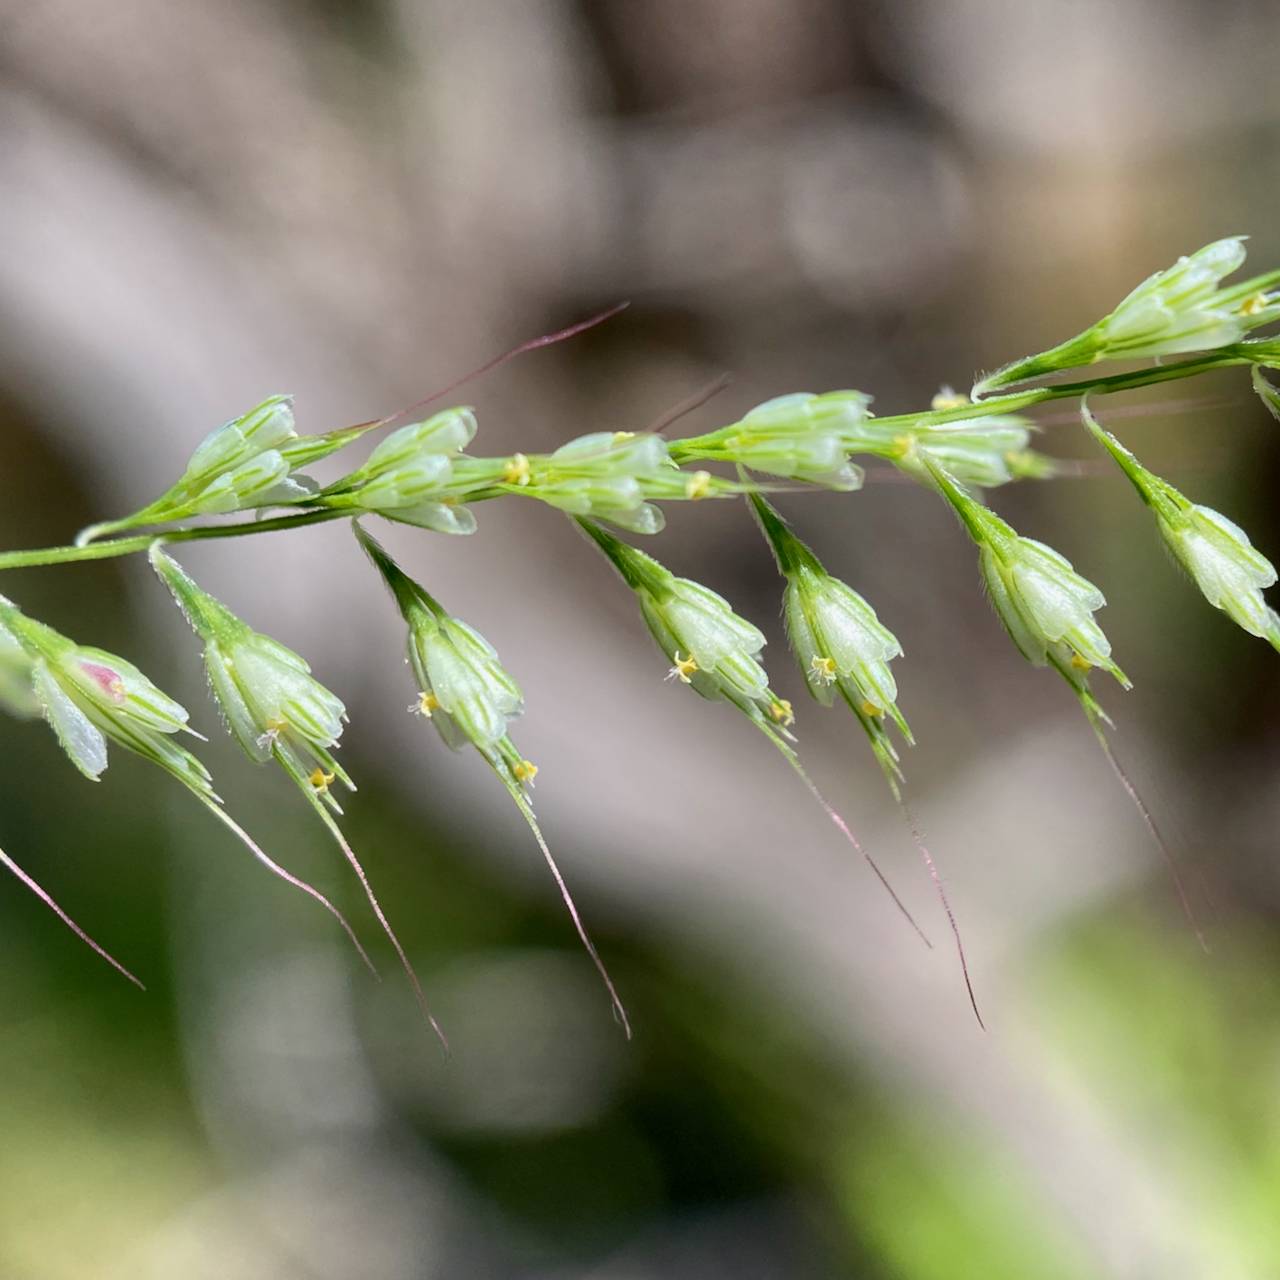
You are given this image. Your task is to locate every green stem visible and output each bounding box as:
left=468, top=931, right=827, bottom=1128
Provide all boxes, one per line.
left=0, top=508, right=348, bottom=573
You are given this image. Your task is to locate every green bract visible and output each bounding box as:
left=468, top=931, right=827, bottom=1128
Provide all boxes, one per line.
left=1080, top=403, right=1280, bottom=649
left=150, top=547, right=355, bottom=805
left=975, top=238, right=1280, bottom=396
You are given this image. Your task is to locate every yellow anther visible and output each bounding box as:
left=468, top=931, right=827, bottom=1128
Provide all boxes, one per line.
left=668, top=651, right=699, bottom=683
left=684, top=470, right=713, bottom=500
left=810, top=655, right=838, bottom=683
left=930, top=386, right=969, bottom=411
left=890, top=432, right=916, bottom=460
left=418, top=691, right=439, bottom=716
left=860, top=699, right=884, bottom=718
left=612, top=430, right=636, bottom=443
left=513, top=759, right=539, bottom=784
left=768, top=698, right=795, bottom=727
left=1241, top=292, right=1270, bottom=316
left=265, top=717, right=288, bottom=734
left=309, top=767, right=335, bottom=792
left=1070, top=653, right=1092, bottom=672
left=502, top=452, right=531, bottom=486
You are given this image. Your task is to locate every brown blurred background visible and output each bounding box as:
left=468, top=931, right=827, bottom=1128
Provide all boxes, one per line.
left=3, top=1, right=1280, bottom=1276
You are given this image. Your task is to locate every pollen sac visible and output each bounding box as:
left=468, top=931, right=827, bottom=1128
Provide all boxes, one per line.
left=318, top=408, right=480, bottom=534
left=77, top=396, right=356, bottom=542
left=0, top=595, right=210, bottom=792
left=975, top=238, right=1280, bottom=396
left=717, top=391, right=869, bottom=489
left=1079, top=402, right=1280, bottom=647
left=149, top=548, right=353, bottom=802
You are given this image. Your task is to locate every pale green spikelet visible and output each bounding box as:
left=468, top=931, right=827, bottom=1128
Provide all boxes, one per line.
left=148, top=545, right=446, bottom=1035
left=975, top=238, right=1280, bottom=396
left=920, top=457, right=1129, bottom=703
left=0, top=593, right=212, bottom=791
left=1080, top=401, right=1280, bottom=650
left=317, top=407, right=481, bottom=534
left=150, top=546, right=354, bottom=804
left=76, top=396, right=363, bottom=543
left=748, top=494, right=912, bottom=795
left=507, top=430, right=748, bottom=534
left=860, top=408, right=1055, bottom=490
left=355, top=521, right=630, bottom=1038
left=577, top=517, right=793, bottom=730
left=674, top=390, right=868, bottom=490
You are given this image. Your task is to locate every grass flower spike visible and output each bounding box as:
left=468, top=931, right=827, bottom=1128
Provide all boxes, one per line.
left=355, top=523, right=630, bottom=1039
left=921, top=458, right=1128, bottom=713
left=149, top=546, right=444, bottom=1042
left=318, top=408, right=480, bottom=534
left=1079, top=402, right=1280, bottom=649
left=149, top=548, right=353, bottom=798
left=748, top=494, right=912, bottom=793
left=0, top=595, right=212, bottom=790
left=497, top=431, right=746, bottom=535
left=975, top=238, right=1280, bottom=396
left=577, top=518, right=787, bottom=727
left=673, top=391, right=869, bottom=490
left=743, top=495, right=985, bottom=1022
left=76, top=396, right=361, bottom=544
left=11, top=244, right=1280, bottom=1030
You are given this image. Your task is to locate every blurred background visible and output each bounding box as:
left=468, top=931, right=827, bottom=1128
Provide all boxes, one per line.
left=3, top=1, right=1280, bottom=1275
